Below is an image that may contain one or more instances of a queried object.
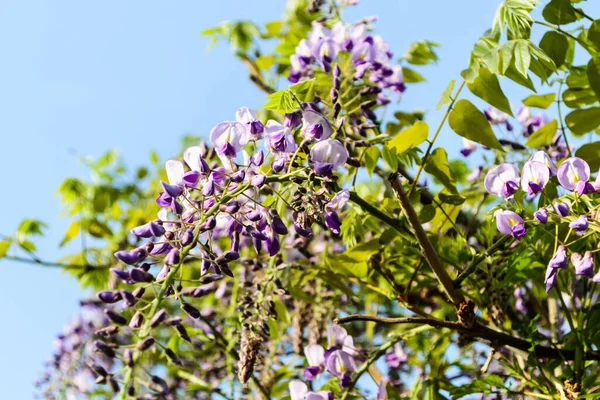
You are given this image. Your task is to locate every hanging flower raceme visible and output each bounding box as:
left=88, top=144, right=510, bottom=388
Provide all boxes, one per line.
left=484, top=163, right=520, bottom=199
left=557, top=157, right=594, bottom=194
left=494, top=210, right=527, bottom=239
left=288, top=19, right=405, bottom=98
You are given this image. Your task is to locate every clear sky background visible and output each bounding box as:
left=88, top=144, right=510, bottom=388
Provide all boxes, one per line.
left=1, top=1, right=599, bottom=398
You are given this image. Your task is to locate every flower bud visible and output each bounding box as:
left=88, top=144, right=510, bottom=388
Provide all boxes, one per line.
left=132, top=287, right=146, bottom=298
left=131, top=268, right=154, bottom=283
left=123, top=349, right=134, bottom=367
left=181, top=303, right=200, bottom=319
left=149, top=309, right=168, bottom=328
left=129, top=311, right=144, bottom=329
left=98, top=291, right=122, bottom=304
left=136, top=337, right=155, bottom=352
left=105, top=310, right=127, bottom=325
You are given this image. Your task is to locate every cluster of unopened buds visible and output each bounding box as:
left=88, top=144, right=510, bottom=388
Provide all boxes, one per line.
left=485, top=151, right=600, bottom=292
left=289, top=19, right=405, bottom=105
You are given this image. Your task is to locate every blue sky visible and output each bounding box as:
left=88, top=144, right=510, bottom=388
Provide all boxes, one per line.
left=1, top=0, right=598, bottom=398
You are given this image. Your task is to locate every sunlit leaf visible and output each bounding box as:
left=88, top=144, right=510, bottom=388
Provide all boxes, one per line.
left=448, top=99, right=503, bottom=150
left=424, top=148, right=457, bottom=194
left=467, top=68, right=513, bottom=116
left=575, top=142, right=600, bottom=170
left=522, top=93, right=556, bottom=108
left=525, top=120, right=558, bottom=147
left=386, top=121, right=429, bottom=154
left=565, top=107, right=600, bottom=136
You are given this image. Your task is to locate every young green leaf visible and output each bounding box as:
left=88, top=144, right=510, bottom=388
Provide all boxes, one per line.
left=587, top=56, right=600, bottom=102
left=575, top=142, right=600, bottom=170
left=386, top=121, right=429, bottom=154
left=438, top=193, right=466, bottom=205
left=424, top=148, right=457, bottom=194
left=436, top=80, right=456, bottom=110
left=448, top=99, right=503, bottom=150
left=588, top=20, right=600, bottom=51
left=525, top=120, right=558, bottom=147
left=403, top=40, right=439, bottom=65
left=60, top=221, right=81, bottom=247
left=522, top=93, right=556, bottom=109
left=402, top=67, right=426, bottom=83
left=467, top=68, right=513, bottom=116
left=0, top=239, right=11, bottom=258
left=565, top=107, right=600, bottom=136
left=542, top=0, right=579, bottom=25
left=513, top=40, right=531, bottom=78
left=263, top=79, right=315, bottom=113
left=539, top=31, right=568, bottom=68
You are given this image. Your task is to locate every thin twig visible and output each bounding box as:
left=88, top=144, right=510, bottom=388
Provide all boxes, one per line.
left=453, top=235, right=513, bottom=288
left=334, top=314, right=600, bottom=360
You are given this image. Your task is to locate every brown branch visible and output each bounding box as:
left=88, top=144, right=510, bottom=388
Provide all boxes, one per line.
left=335, top=314, right=600, bottom=361
left=238, top=54, right=275, bottom=95
left=388, top=172, right=465, bottom=306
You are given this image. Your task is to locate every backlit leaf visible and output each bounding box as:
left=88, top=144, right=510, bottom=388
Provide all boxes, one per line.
left=386, top=121, right=429, bottom=154
left=522, top=93, right=556, bottom=109
left=565, top=107, right=600, bottom=136
left=448, top=99, right=503, bottom=150
left=467, top=68, right=513, bottom=116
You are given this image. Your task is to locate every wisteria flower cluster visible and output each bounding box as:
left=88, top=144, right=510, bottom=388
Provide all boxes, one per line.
left=486, top=152, right=600, bottom=292
left=289, top=20, right=405, bottom=105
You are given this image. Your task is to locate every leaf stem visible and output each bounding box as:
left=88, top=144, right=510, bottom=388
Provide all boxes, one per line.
left=408, top=80, right=466, bottom=197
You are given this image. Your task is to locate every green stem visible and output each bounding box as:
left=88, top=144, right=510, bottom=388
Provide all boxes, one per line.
left=454, top=235, right=513, bottom=288
left=556, top=78, right=573, bottom=157
left=408, top=80, right=466, bottom=197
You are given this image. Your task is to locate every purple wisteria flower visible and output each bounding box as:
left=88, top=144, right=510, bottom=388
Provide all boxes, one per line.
left=554, top=202, right=570, bottom=217
left=303, top=344, right=325, bottom=380
left=569, top=215, right=588, bottom=232
left=310, top=139, right=349, bottom=176
left=484, top=163, right=520, bottom=199
left=517, top=106, right=548, bottom=136
left=571, top=251, right=594, bottom=278
left=235, top=107, right=264, bottom=140
left=485, top=107, right=513, bottom=131
left=210, top=121, right=249, bottom=159
left=460, top=138, right=477, bottom=157
left=494, top=210, right=526, bottom=239
left=289, top=380, right=333, bottom=400
left=545, top=245, right=567, bottom=292
left=324, top=189, right=350, bottom=234
left=530, top=151, right=557, bottom=176
left=385, top=342, right=407, bottom=369
left=557, top=157, right=593, bottom=194
left=264, top=120, right=297, bottom=155
left=534, top=208, right=549, bottom=224
left=300, top=111, right=332, bottom=142
left=520, top=160, right=550, bottom=196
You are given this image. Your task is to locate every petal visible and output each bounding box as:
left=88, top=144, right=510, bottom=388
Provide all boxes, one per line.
left=304, top=344, right=325, bottom=367
left=289, top=380, right=309, bottom=400
left=165, top=160, right=184, bottom=186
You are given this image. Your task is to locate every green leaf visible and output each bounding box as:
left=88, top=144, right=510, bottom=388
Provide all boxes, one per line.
left=542, top=0, right=579, bottom=25
left=419, top=205, right=436, bottom=224
left=263, top=79, right=315, bottom=113
left=575, top=142, right=600, bottom=170
left=402, top=67, right=426, bottom=83
left=403, top=40, right=439, bottom=65
left=588, top=20, right=600, bottom=51
left=386, top=121, right=429, bottom=154
left=492, top=0, right=536, bottom=37
left=539, top=31, right=568, bottom=68
left=59, top=221, right=81, bottom=247
left=381, top=146, right=398, bottom=170
left=513, top=40, right=531, bottom=78
left=565, top=107, right=600, bottom=136
left=255, top=55, right=276, bottom=70
left=0, top=239, right=11, bottom=257
left=16, top=219, right=47, bottom=245
left=562, top=88, right=597, bottom=108
left=525, top=120, right=558, bottom=147
left=522, top=93, right=556, bottom=109
left=436, top=80, right=455, bottom=110
left=438, top=193, right=466, bottom=205
left=364, top=146, right=380, bottom=177
left=288, top=79, right=315, bottom=102
left=505, top=64, right=536, bottom=91
left=467, top=68, right=513, bottom=116
left=87, top=219, right=113, bottom=238
left=587, top=56, right=600, bottom=102
left=448, top=99, right=503, bottom=150
left=424, top=148, right=457, bottom=194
